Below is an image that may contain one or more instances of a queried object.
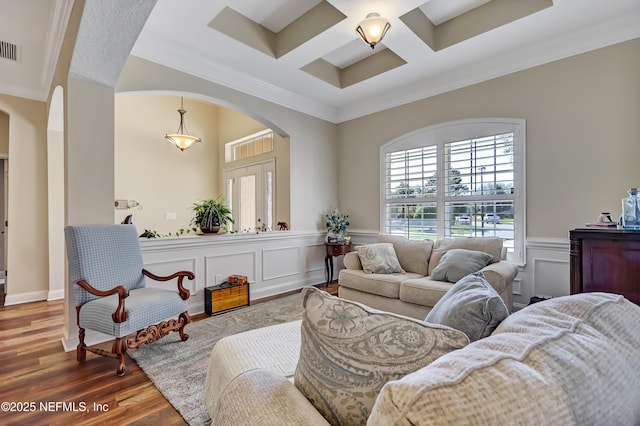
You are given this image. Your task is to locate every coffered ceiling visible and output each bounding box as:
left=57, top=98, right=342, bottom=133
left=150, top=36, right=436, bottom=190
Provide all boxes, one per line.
left=1, top=0, right=639, bottom=123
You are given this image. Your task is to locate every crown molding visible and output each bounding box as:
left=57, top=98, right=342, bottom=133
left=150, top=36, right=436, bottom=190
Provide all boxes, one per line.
left=41, top=0, right=74, bottom=97
left=131, top=31, right=339, bottom=123
left=0, top=82, right=48, bottom=102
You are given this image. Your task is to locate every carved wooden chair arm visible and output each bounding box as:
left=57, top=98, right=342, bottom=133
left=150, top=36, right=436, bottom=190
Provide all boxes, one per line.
left=77, top=280, right=130, bottom=323
left=142, top=269, right=194, bottom=300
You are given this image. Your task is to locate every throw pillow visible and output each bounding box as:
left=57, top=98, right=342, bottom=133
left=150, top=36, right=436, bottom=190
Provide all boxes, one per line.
left=428, top=237, right=503, bottom=275
left=356, top=243, right=405, bottom=274
left=425, top=272, right=509, bottom=341
left=377, top=235, right=433, bottom=275
left=294, top=287, right=469, bottom=425
left=430, top=248, right=493, bottom=282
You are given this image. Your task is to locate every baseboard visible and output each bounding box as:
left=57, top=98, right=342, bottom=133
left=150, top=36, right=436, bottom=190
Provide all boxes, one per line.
left=47, top=289, right=65, bottom=301
left=4, top=290, right=48, bottom=306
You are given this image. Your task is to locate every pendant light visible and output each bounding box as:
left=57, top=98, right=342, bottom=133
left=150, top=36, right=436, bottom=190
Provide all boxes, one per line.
left=165, top=97, right=201, bottom=151
left=356, top=13, right=391, bottom=49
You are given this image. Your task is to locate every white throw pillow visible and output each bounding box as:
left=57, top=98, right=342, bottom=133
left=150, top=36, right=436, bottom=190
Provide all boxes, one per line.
left=356, top=243, right=405, bottom=274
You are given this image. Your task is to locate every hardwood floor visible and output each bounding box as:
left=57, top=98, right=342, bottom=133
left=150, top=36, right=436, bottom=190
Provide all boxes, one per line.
left=0, top=282, right=339, bottom=425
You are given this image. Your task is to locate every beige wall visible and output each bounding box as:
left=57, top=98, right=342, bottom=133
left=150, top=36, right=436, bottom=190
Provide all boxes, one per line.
left=117, top=56, right=338, bottom=231
left=0, top=112, right=8, bottom=155
left=0, top=95, right=49, bottom=299
left=114, top=96, right=292, bottom=234
left=114, top=95, right=218, bottom=234
left=338, top=38, right=640, bottom=239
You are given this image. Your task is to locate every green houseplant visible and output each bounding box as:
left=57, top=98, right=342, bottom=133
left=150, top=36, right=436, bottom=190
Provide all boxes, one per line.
left=191, top=197, right=234, bottom=233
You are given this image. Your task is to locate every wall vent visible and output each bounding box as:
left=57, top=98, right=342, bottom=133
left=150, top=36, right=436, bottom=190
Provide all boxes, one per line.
left=0, top=40, right=18, bottom=61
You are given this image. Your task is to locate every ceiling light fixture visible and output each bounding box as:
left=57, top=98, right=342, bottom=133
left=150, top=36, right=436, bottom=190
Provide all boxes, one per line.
left=356, top=13, right=391, bottom=49
left=165, top=97, right=201, bottom=152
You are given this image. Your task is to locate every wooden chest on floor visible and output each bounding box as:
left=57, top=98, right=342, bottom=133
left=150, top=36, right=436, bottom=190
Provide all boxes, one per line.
left=205, top=282, right=250, bottom=315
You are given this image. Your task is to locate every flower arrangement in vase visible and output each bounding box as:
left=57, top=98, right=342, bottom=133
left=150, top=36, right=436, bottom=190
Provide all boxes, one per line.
left=324, top=208, right=350, bottom=243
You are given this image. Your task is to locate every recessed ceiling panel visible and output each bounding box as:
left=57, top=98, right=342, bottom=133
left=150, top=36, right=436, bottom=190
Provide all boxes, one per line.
left=302, top=46, right=406, bottom=89
left=402, top=0, right=554, bottom=51
left=322, top=39, right=378, bottom=69
left=421, top=0, right=491, bottom=25
left=235, top=0, right=323, bottom=33
left=208, top=1, right=346, bottom=58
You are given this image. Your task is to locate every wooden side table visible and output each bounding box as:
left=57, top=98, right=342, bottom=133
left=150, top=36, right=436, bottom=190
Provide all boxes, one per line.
left=325, top=242, right=353, bottom=286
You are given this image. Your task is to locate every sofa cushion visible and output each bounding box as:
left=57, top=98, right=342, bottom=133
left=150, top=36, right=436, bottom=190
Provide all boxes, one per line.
left=399, top=277, right=453, bottom=308
left=204, top=320, right=302, bottom=417
left=429, top=237, right=503, bottom=275
left=430, top=249, right=493, bottom=283
left=342, top=251, right=361, bottom=270
left=212, top=369, right=331, bottom=426
left=376, top=235, right=433, bottom=275
left=294, top=287, right=468, bottom=426
left=339, top=269, right=423, bottom=299
left=369, top=293, right=640, bottom=425
left=356, top=243, right=405, bottom=274
left=425, top=272, right=509, bottom=341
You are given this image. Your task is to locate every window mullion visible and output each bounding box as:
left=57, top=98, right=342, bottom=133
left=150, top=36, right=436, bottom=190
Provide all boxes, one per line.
left=436, top=142, right=445, bottom=239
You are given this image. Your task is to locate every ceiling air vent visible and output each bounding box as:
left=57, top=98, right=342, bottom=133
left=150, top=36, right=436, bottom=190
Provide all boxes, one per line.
left=0, top=40, right=18, bottom=61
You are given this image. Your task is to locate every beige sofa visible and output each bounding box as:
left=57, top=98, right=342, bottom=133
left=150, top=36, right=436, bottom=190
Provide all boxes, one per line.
left=338, top=235, right=518, bottom=319
left=204, top=291, right=640, bottom=425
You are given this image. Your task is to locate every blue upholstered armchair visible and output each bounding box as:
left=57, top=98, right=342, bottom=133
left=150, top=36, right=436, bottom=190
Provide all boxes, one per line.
left=65, top=224, right=194, bottom=376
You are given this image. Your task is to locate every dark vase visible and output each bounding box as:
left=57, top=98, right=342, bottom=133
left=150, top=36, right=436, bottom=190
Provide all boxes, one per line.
left=201, top=225, right=221, bottom=234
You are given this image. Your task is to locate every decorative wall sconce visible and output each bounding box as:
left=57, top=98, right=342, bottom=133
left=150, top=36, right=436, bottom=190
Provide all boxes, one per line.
left=356, top=13, right=391, bottom=49
left=165, top=97, right=201, bottom=151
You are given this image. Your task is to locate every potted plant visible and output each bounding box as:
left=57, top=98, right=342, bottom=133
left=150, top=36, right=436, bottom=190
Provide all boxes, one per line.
left=191, top=197, right=234, bottom=233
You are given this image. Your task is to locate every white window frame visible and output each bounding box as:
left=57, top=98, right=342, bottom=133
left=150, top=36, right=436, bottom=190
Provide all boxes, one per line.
left=224, top=129, right=273, bottom=163
left=380, top=118, right=526, bottom=265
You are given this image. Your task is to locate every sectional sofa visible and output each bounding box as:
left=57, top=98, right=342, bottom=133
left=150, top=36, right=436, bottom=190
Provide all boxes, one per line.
left=204, top=289, right=640, bottom=425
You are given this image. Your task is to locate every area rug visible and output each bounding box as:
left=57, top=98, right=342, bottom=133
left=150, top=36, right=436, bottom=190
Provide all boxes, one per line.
left=129, top=292, right=304, bottom=425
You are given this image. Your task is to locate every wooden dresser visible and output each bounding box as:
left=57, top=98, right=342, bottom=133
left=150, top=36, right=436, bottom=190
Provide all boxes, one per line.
left=569, top=228, right=640, bottom=305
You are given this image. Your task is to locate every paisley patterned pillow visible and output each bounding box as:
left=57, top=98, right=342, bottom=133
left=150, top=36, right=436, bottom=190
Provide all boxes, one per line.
left=294, top=287, right=469, bottom=425
left=356, top=243, right=405, bottom=274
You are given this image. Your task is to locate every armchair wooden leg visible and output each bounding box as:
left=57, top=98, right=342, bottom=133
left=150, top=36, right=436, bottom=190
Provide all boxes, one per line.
left=179, top=311, right=191, bottom=341
left=77, top=327, right=87, bottom=362
left=113, top=337, right=128, bottom=376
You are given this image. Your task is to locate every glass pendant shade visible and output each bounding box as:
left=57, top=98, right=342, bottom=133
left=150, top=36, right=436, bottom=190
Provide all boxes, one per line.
left=165, top=97, right=201, bottom=151
left=356, top=13, right=391, bottom=49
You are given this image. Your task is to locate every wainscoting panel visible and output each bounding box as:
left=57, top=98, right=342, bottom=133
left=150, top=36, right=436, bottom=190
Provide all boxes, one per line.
left=533, top=258, right=570, bottom=298
left=144, top=258, right=198, bottom=293
left=513, top=237, right=571, bottom=310
left=140, top=232, right=325, bottom=313
left=262, top=246, right=300, bottom=281
left=305, top=243, right=326, bottom=273
left=204, top=251, right=256, bottom=286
